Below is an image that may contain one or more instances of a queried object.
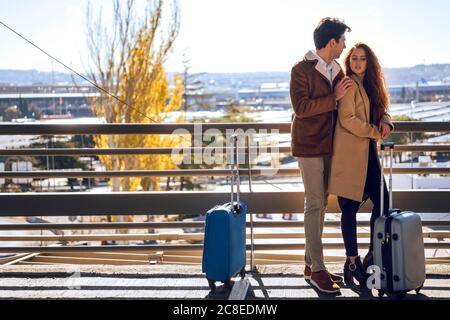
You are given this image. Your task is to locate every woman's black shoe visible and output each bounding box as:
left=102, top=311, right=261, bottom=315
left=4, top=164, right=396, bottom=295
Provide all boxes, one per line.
left=343, top=256, right=368, bottom=286
left=362, top=251, right=374, bottom=271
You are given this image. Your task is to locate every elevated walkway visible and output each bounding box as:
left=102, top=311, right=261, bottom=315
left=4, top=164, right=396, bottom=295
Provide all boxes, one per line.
left=1, top=264, right=449, bottom=300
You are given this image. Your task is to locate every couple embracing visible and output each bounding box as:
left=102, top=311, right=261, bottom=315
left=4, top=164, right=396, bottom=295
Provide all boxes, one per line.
left=290, top=17, right=394, bottom=293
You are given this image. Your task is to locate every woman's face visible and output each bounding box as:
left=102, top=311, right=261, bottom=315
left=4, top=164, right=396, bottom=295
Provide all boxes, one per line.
left=349, top=47, right=367, bottom=76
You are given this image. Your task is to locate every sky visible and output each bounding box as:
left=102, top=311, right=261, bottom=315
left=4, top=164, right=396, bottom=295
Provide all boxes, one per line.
left=0, top=0, right=449, bottom=74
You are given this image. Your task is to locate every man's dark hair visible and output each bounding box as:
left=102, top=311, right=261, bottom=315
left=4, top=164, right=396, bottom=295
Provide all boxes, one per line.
left=313, top=17, right=351, bottom=50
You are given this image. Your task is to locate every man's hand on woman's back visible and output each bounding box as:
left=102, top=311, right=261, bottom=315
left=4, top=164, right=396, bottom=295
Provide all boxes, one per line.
left=335, top=77, right=353, bottom=101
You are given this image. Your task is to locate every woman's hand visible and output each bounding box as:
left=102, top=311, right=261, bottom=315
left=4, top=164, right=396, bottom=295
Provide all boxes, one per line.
left=379, top=122, right=392, bottom=139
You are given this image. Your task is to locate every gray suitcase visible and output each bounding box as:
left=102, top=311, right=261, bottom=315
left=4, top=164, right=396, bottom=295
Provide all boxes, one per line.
left=373, top=142, right=426, bottom=297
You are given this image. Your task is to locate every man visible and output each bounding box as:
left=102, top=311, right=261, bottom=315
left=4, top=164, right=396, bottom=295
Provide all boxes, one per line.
left=290, top=17, right=353, bottom=293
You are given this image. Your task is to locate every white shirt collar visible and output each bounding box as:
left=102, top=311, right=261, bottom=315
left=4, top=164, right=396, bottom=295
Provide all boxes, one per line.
left=304, top=50, right=341, bottom=85
left=314, top=51, right=332, bottom=70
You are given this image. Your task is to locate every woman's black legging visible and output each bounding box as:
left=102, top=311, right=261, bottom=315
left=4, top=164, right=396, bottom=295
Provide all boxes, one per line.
left=338, top=141, right=390, bottom=257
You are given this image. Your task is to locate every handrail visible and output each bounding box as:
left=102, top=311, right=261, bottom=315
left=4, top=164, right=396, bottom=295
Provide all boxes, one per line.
left=1, top=190, right=449, bottom=216
left=1, top=231, right=448, bottom=242
left=0, top=121, right=449, bottom=135
left=1, top=144, right=450, bottom=156
left=0, top=123, right=291, bottom=135
left=0, top=167, right=449, bottom=179
left=0, top=220, right=449, bottom=231
left=1, top=242, right=449, bottom=254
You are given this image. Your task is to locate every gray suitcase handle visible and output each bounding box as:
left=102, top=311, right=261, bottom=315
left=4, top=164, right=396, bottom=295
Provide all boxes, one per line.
left=380, top=142, right=400, bottom=217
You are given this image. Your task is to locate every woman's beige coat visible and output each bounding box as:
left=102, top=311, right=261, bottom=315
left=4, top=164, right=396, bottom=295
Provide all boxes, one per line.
left=328, top=74, right=393, bottom=202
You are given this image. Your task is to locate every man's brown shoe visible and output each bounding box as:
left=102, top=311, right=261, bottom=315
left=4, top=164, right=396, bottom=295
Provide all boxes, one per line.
left=304, top=266, right=342, bottom=284
left=310, top=270, right=341, bottom=293
left=304, top=265, right=312, bottom=280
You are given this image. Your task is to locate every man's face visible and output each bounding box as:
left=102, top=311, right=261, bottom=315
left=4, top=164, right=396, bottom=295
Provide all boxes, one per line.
left=332, top=34, right=347, bottom=59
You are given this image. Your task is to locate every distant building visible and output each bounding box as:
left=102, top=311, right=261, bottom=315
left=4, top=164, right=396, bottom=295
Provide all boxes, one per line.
left=0, top=85, right=97, bottom=118
left=389, top=82, right=450, bottom=103
left=238, top=82, right=291, bottom=109
left=238, top=81, right=450, bottom=108
left=1, top=81, right=449, bottom=118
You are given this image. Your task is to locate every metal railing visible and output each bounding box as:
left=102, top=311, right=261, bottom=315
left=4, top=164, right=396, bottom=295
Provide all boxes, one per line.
left=0, top=121, right=449, bottom=266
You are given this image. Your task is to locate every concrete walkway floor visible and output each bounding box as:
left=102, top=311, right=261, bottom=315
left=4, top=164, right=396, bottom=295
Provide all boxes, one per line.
left=0, top=264, right=449, bottom=300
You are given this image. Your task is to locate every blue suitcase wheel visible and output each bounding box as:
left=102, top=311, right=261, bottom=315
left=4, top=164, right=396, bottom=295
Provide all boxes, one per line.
left=223, top=279, right=233, bottom=289
left=208, top=280, right=216, bottom=290
left=240, top=267, right=246, bottom=279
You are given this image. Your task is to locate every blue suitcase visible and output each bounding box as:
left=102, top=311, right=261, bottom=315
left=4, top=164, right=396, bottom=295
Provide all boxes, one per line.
left=202, top=135, right=247, bottom=290
left=202, top=201, right=247, bottom=289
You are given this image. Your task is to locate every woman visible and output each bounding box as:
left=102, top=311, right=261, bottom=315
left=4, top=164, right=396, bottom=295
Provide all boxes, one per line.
left=328, top=42, right=394, bottom=286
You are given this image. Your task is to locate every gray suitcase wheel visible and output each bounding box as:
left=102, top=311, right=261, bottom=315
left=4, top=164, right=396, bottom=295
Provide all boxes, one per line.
left=415, top=283, right=424, bottom=294
left=208, top=280, right=216, bottom=290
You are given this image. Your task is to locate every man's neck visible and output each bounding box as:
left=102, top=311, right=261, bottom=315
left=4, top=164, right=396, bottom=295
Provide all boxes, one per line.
left=315, top=49, right=333, bottom=65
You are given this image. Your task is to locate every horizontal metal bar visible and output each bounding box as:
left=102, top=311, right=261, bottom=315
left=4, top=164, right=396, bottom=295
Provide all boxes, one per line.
left=2, top=144, right=450, bottom=156
left=36, top=252, right=163, bottom=261
left=26, top=255, right=155, bottom=265
left=2, top=231, right=448, bottom=242
left=393, top=121, right=450, bottom=132
left=20, top=256, right=449, bottom=266
left=0, top=121, right=448, bottom=135
left=251, top=243, right=450, bottom=250
left=383, top=168, right=450, bottom=174
left=0, top=147, right=281, bottom=156
left=145, top=253, right=450, bottom=264
left=0, top=167, right=449, bottom=179
left=0, top=145, right=288, bottom=156
left=0, top=169, right=294, bottom=179
left=0, top=244, right=202, bottom=253
left=0, top=222, right=206, bottom=230
left=0, top=123, right=291, bottom=135
left=25, top=254, right=447, bottom=265
left=0, top=219, right=449, bottom=231
left=0, top=234, right=199, bottom=242
left=0, top=190, right=449, bottom=216
left=0, top=242, right=448, bottom=253
left=0, top=148, right=178, bottom=156
left=391, top=144, right=450, bottom=152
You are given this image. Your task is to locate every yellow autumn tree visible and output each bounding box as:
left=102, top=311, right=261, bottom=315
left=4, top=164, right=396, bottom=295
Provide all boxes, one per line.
left=85, top=0, right=188, bottom=225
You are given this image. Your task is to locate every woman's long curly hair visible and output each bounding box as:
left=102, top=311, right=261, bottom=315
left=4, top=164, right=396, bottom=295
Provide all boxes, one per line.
left=344, top=42, right=389, bottom=126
